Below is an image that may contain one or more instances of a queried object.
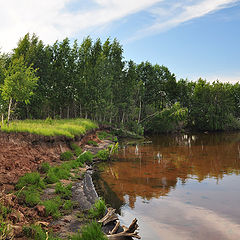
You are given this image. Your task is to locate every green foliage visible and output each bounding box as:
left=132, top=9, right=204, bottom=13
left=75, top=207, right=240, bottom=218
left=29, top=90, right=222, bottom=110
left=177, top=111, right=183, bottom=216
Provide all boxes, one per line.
left=23, top=189, right=41, bottom=207
left=55, top=182, right=72, bottom=200
left=43, top=197, right=62, bottom=219
left=63, top=200, right=73, bottom=210
left=76, top=151, right=93, bottom=164
left=0, top=119, right=98, bottom=138
left=40, top=162, right=50, bottom=173
left=23, top=224, right=61, bottom=240
left=16, top=172, right=45, bottom=190
left=89, top=198, right=106, bottom=219
left=60, top=151, right=74, bottom=161
left=95, top=149, right=109, bottom=161
left=87, top=140, right=98, bottom=147
left=71, top=221, right=107, bottom=240
left=45, top=166, right=70, bottom=184
left=97, top=131, right=112, bottom=140
left=70, top=143, right=83, bottom=156
left=144, top=102, right=188, bottom=133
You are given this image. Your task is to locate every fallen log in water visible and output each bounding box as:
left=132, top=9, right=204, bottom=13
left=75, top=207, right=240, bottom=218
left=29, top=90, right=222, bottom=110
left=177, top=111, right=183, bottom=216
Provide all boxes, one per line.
left=98, top=207, right=141, bottom=239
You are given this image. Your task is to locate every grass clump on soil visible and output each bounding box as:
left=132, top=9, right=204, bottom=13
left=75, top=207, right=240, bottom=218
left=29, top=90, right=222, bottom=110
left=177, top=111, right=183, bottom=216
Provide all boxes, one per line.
left=71, top=221, right=107, bottom=240
left=63, top=200, right=74, bottom=211
left=23, top=224, right=61, bottom=240
left=0, top=118, right=98, bottom=138
left=16, top=172, right=45, bottom=190
left=89, top=198, right=106, bottom=219
left=87, top=140, right=98, bottom=147
left=76, top=151, right=93, bottom=164
left=55, top=182, right=72, bottom=200
left=45, top=166, right=71, bottom=184
left=60, top=151, right=74, bottom=161
left=95, top=149, right=109, bottom=161
left=43, top=196, right=62, bottom=219
left=40, top=162, right=51, bottom=173
left=70, top=143, right=83, bottom=156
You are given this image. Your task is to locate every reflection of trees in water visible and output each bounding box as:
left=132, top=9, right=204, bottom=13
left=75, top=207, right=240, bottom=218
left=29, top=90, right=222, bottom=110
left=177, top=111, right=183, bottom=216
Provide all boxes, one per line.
left=100, top=133, right=240, bottom=209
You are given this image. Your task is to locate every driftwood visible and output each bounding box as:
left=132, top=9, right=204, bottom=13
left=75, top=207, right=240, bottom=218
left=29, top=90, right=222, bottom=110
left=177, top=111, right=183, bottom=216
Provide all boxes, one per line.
left=98, top=208, right=141, bottom=239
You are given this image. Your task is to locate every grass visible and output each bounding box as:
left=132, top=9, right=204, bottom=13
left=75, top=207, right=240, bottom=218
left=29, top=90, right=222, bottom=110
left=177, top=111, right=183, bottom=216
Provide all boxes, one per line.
left=0, top=118, right=98, bottom=138
left=71, top=221, right=107, bottom=240
left=87, top=140, right=98, bottom=147
left=55, top=182, right=72, bottom=200
left=89, top=198, right=106, bottom=219
left=43, top=196, right=62, bottom=219
left=60, top=151, right=74, bottom=161
left=70, top=143, right=83, bottom=156
left=95, top=149, right=109, bottom=161
left=76, top=151, right=93, bottom=164
left=16, top=172, right=45, bottom=190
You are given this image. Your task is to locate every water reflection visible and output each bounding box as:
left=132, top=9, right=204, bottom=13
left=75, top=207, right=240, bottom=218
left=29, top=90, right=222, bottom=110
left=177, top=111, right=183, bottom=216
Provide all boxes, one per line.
left=94, top=132, right=240, bottom=239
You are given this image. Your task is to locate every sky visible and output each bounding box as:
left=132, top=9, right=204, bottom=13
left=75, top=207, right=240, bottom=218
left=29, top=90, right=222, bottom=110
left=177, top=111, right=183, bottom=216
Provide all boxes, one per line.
left=1, top=0, right=240, bottom=83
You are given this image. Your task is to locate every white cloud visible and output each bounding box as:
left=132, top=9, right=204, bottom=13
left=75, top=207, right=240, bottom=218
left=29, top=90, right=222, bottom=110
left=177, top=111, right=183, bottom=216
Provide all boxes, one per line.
left=0, top=0, right=239, bottom=52
left=0, top=0, right=161, bottom=52
left=131, top=0, right=239, bottom=41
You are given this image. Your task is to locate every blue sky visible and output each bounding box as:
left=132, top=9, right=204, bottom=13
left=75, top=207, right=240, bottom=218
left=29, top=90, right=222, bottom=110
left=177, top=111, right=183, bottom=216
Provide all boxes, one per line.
left=1, top=0, right=240, bottom=83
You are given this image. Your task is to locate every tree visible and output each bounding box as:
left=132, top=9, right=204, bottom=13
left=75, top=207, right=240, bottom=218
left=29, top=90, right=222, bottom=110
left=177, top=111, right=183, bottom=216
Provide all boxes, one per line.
left=1, top=57, right=39, bottom=124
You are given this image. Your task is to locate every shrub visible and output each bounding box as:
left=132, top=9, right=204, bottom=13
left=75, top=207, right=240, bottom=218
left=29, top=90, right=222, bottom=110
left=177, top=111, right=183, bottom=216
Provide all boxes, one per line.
left=71, top=221, right=107, bottom=240
left=60, top=151, right=74, bottom=161
left=70, top=143, right=83, bottom=156
left=89, top=198, right=106, bottom=219
left=16, top=172, right=45, bottom=190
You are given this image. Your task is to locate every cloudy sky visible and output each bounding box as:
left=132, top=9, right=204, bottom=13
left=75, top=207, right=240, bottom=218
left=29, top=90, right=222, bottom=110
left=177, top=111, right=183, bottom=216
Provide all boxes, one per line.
left=1, top=0, right=240, bottom=82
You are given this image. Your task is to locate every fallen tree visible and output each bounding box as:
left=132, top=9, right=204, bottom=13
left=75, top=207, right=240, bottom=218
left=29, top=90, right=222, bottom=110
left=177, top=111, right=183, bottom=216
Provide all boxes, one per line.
left=98, top=207, right=141, bottom=239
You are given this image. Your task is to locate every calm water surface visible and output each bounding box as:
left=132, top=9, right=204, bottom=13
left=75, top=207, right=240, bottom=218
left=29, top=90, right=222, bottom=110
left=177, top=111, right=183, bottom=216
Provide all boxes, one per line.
left=95, top=132, right=240, bottom=240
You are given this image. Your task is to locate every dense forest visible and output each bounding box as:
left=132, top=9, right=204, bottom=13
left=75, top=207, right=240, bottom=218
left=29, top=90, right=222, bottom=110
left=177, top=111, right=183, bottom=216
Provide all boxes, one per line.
left=0, top=33, right=240, bottom=133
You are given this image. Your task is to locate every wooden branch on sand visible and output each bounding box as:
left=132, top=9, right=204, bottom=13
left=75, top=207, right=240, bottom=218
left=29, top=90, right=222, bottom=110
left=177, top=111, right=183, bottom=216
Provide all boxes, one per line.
left=98, top=208, right=141, bottom=239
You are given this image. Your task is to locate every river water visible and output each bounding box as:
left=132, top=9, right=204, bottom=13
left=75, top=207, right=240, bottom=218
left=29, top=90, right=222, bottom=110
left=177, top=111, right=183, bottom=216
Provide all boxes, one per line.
left=94, top=132, right=240, bottom=240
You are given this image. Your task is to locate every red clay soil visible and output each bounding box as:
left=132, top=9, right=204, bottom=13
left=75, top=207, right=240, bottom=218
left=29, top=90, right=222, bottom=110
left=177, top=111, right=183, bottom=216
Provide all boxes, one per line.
left=0, top=130, right=101, bottom=192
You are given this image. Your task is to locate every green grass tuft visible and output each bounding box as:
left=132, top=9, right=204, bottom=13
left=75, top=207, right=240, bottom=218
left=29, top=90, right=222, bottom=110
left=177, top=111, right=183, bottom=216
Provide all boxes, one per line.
left=87, top=140, right=98, bottom=147
left=70, top=143, right=83, bottom=156
left=89, top=198, right=106, bottom=219
left=55, top=182, right=72, bottom=200
left=71, top=221, right=107, bottom=240
left=43, top=196, right=62, bottom=219
left=16, top=172, right=45, bottom=190
left=76, top=151, right=93, bottom=164
left=95, top=149, right=109, bottom=161
left=60, top=151, right=74, bottom=161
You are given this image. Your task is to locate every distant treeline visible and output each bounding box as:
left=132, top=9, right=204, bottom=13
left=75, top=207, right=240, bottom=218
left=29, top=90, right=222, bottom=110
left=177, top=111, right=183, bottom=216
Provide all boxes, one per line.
left=0, top=33, right=240, bottom=133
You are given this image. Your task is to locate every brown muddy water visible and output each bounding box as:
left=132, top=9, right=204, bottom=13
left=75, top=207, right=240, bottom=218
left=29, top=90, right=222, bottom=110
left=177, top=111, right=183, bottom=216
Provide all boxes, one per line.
left=94, top=132, right=240, bottom=240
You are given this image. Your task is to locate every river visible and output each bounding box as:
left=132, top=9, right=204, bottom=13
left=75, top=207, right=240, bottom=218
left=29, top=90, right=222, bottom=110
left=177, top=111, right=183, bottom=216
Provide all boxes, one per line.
left=94, top=132, right=240, bottom=240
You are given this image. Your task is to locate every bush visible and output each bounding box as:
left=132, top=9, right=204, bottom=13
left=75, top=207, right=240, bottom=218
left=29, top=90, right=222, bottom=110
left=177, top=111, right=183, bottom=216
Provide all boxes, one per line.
left=71, top=221, right=107, bottom=240
left=60, top=151, right=74, bottom=161
left=89, top=198, right=106, bottom=219
left=70, top=143, right=83, bottom=156
left=97, top=131, right=113, bottom=140
left=16, top=172, right=45, bottom=190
